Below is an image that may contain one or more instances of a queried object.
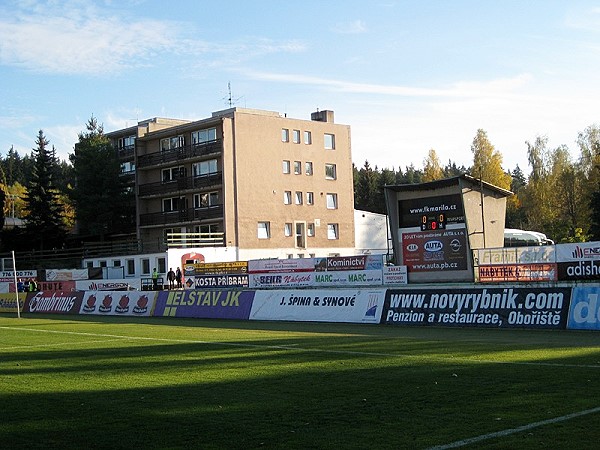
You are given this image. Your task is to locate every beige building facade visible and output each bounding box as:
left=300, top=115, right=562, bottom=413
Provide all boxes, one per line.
left=107, top=108, right=355, bottom=262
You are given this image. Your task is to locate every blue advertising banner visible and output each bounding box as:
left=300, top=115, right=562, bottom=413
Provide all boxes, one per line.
left=153, top=290, right=255, bottom=319
left=383, top=287, right=571, bottom=329
left=567, top=286, right=600, bottom=330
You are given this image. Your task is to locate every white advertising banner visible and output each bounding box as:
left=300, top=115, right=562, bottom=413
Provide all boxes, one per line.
left=249, top=272, right=314, bottom=288
left=75, top=278, right=142, bottom=291
left=248, top=258, right=324, bottom=273
left=313, top=269, right=383, bottom=286
left=79, top=291, right=156, bottom=316
left=249, top=289, right=386, bottom=323
left=477, top=246, right=555, bottom=265
left=383, top=265, right=408, bottom=285
left=0, top=270, right=37, bottom=282
left=556, top=242, right=600, bottom=262
left=46, top=269, right=90, bottom=281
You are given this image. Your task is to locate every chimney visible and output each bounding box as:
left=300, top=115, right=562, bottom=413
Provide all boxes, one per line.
left=311, top=110, right=334, bottom=123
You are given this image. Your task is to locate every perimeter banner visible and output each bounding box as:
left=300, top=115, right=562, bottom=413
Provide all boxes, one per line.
left=79, top=291, right=156, bottom=316
left=153, top=290, right=255, bottom=319
left=23, top=291, right=84, bottom=314
left=249, top=289, right=386, bottom=323
left=556, top=242, right=600, bottom=281
left=382, top=287, right=571, bottom=329
left=0, top=293, right=26, bottom=313
left=567, top=286, right=600, bottom=330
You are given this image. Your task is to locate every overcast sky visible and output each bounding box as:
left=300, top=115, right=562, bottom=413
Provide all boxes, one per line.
left=1, top=0, right=599, bottom=174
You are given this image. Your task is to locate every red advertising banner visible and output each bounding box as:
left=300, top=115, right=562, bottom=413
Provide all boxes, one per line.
left=478, top=264, right=557, bottom=282
left=402, top=228, right=468, bottom=272
left=24, top=291, right=84, bottom=314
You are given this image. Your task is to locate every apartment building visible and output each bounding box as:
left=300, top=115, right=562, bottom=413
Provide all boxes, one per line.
left=106, top=108, right=355, bottom=261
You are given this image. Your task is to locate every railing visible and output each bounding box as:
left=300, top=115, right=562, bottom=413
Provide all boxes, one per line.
left=138, top=172, right=222, bottom=197
left=0, top=239, right=142, bottom=270
left=139, top=205, right=224, bottom=227
left=137, top=139, right=222, bottom=168
left=166, top=232, right=225, bottom=248
left=116, top=145, right=135, bottom=159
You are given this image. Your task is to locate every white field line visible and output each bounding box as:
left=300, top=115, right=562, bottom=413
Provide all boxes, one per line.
left=1, top=326, right=600, bottom=369
left=0, top=339, right=125, bottom=351
left=427, top=406, right=600, bottom=449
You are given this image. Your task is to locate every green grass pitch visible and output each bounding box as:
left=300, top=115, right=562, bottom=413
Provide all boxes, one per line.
left=1, top=314, right=600, bottom=449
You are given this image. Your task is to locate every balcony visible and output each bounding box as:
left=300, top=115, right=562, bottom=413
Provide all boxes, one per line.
left=137, top=139, right=222, bottom=169
left=116, top=145, right=135, bottom=160
left=138, top=172, right=222, bottom=197
left=139, top=205, right=224, bottom=227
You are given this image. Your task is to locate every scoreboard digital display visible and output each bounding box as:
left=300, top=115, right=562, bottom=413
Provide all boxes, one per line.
left=421, top=213, right=446, bottom=231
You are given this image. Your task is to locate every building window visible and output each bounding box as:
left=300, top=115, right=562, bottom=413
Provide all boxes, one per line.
left=282, top=128, right=289, bottom=142
left=192, top=127, right=217, bottom=145
left=304, top=131, right=312, bottom=145
left=194, top=191, right=219, bottom=208
left=295, top=222, right=306, bottom=248
left=99, top=260, right=107, bottom=268
left=306, top=191, right=314, bottom=205
left=283, top=191, right=292, bottom=205
left=284, top=223, right=292, bottom=237
left=118, top=135, right=135, bottom=149
left=113, top=260, right=121, bottom=267
left=295, top=191, right=303, bottom=205
left=192, top=159, right=218, bottom=176
left=305, top=161, right=313, bottom=175
left=141, top=258, right=150, bottom=275
left=327, top=223, right=339, bottom=240
left=258, top=222, right=270, bottom=239
left=326, top=193, right=338, bottom=209
left=163, top=196, right=186, bottom=212
left=120, top=161, right=135, bottom=174
left=324, top=133, right=335, bottom=150
left=325, top=163, right=337, bottom=180
left=292, top=129, right=301, bottom=144
left=282, top=160, right=291, bottom=174
left=160, top=135, right=184, bottom=151
left=294, top=161, right=302, bottom=175
left=162, top=166, right=184, bottom=182
left=307, top=223, right=315, bottom=237
left=158, top=257, right=166, bottom=274
left=126, top=259, right=135, bottom=276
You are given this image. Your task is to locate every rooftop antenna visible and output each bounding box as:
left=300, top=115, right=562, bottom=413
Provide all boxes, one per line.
left=223, top=82, right=243, bottom=107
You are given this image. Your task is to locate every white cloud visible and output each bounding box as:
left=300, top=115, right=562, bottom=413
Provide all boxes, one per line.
left=0, top=2, right=178, bottom=74
left=0, top=2, right=306, bottom=75
left=245, top=70, right=533, bottom=99
left=331, top=20, right=367, bottom=34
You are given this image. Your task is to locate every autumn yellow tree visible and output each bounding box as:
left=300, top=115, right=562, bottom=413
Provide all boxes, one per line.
left=422, top=149, right=444, bottom=182
left=470, top=129, right=511, bottom=190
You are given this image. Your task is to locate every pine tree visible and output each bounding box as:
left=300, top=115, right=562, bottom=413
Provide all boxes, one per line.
left=70, top=116, right=133, bottom=239
left=24, top=130, right=66, bottom=250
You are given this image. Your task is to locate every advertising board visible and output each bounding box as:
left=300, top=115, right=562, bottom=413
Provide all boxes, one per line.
left=153, top=290, right=254, bottom=319
left=80, top=291, right=156, bottom=316
left=478, top=264, right=557, bottom=282
left=249, top=289, right=386, bottom=323
left=382, top=287, right=571, bottom=329
left=567, top=286, right=600, bottom=330
left=556, top=242, right=600, bottom=281
left=402, top=228, right=468, bottom=272
left=382, top=265, right=408, bottom=285
left=0, top=293, right=26, bottom=313
left=23, top=291, right=84, bottom=314
left=194, top=274, right=249, bottom=288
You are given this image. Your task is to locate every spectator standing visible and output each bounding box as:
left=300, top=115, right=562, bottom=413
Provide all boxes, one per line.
left=175, top=267, right=182, bottom=289
left=167, top=268, right=175, bottom=289
left=152, top=268, right=159, bottom=290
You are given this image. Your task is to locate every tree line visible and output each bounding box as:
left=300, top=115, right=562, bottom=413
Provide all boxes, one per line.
left=354, top=127, right=600, bottom=243
left=1, top=118, right=599, bottom=253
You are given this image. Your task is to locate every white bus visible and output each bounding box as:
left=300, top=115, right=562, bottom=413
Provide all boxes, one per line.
left=504, top=229, right=554, bottom=247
